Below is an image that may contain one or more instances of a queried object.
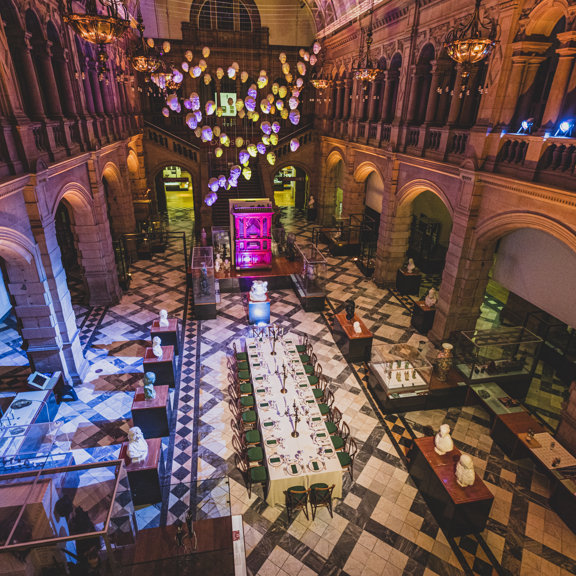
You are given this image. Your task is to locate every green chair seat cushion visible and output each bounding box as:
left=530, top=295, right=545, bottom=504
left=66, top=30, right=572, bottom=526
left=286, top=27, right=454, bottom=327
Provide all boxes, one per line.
left=247, top=446, right=264, bottom=462
left=250, top=466, right=267, bottom=483
left=296, top=344, right=307, bottom=352
left=325, top=421, right=338, bottom=435
left=242, top=410, right=257, bottom=423
left=310, top=483, right=328, bottom=490
left=307, top=375, right=319, bottom=386
left=238, top=370, right=251, bottom=380
left=240, top=396, right=255, bottom=407
left=337, top=452, right=351, bottom=467
left=313, top=388, right=324, bottom=399
left=244, top=430, right=261, bottom=444
left=287, top=485, right=307, bottom=493
left=331, top=435, right=344, bottom=450
left=239, top=382, right=253, bottom=394
left=304, top=364, right=314, bottom=375
left=299, top=354, right=310, bottom=363
left=236, top=352, right=248, bottom=360
left=318, top=404, right=330, bottom=415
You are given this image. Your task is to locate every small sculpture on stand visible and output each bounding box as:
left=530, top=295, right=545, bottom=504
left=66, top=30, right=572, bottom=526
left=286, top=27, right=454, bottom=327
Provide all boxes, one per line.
left=353, top=321, right=362, bottom=334
left=425, top=287, right=438, bottom=308
left=455, top=454, right=476, bottom=487
left=223, top=258, right=231, bottom=272
left=215, top=253, right=223, bottom=273
left=200, top=262, right=210, bottom=295
left=158, top=309, right=169, bottom=327
left=143, top=371, right=156, bottom=400
left=249, top=280, right=268, bottom=302
left=406, top=258, right=416, bottom=273
left=434, top=424, right=454, bottom=455
left=152, top=336, right=163, bottom=359
left=435, top=343, right=454, bottom=382
left=126, top=426, right=148, bottom=463
left=345, top=298, right=356, bottom=321
left=185, top=508, right=198, bottom=550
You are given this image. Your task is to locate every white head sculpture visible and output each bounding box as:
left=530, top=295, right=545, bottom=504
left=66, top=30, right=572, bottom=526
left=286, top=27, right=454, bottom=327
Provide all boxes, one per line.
left=406, top=258, right=415, bottom=273
left=250, top=280, right=268, bottom=302
left=159, top=309, right=169, bottom=327
left=353, top=321, right=362, bottom=334
left=126, top=426, right=148, bottom=463
left=143, top=371, right=156, bottom=399
left=425, top=287, right=438, bottom=308
left=434, top=423, right=454, bottom=455
left=152, top=336, right=163, bottom=359
left=455, top=454, right=475, bottom=487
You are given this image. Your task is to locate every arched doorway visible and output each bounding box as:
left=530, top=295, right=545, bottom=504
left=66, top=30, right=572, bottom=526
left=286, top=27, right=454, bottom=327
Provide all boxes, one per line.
left=155, top=165, right=195, bottom=225
left=406, top=190, right=453, bottom=292
left=273, top=166, right=309, bottom=209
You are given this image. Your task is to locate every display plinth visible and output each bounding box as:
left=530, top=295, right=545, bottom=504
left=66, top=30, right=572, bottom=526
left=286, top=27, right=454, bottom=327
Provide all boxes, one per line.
left=396, top=268, right=422, bottom=295
left=248, top=297, right=271, bottom=325
left=191, top=246, right=217, bottom=320
left=492, top=412, right=546, bottom=460
left=151, top=319, right=180, bottom=355
left=119, top=437, right=163, bottom=506
left=131, top=385, right=170, bottom=438
left=408, top=436, right=494, bottom=536
left=143, top=346, right=176, bottom=388
left=333, top=312, right=373, bottom=361
left=411, top=301, right=436, bottom=334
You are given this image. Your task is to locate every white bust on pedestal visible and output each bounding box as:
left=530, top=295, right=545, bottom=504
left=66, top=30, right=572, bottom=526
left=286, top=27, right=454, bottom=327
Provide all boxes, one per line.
left=158, top=309, right=169, bottom=327
left=126, top=426, right=148, bottom=463
left=434, top=423, right=454, bottom=455
left=455, top=454, right=476, bottom=487
left=406, top=258, right=416, bottom=273
left=425, top=287, right=438, bottom=308
left=152, top=336, right=163, bottom=359
left=353, top=321, right=362, bottom=334
left=250, top=280, right=268, bottom=302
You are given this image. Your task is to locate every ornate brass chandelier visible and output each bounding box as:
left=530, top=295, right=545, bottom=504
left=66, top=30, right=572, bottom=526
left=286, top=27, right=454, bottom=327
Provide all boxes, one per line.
left=352, top=0, right=381, bottom=82
left=444, top=0, right=497, bottom=75
left=311, top=78, right=331, bottom=89
left=62, top=0, right=131, bottom=75
left=129, top=9, right=163, bottom=77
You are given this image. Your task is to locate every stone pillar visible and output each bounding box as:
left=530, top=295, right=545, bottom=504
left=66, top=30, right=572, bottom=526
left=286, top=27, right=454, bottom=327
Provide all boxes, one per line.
left=81, top=66, right=96, bottom=115
left=53, top=50, right=78, bottom=117
left=334, top=81, right=343, bottom=119
left=556, top=381, right=576, bottom=456
left=380, top=71, right=391, bottom=121
left=447, top=66, right=466, bottom=126
left=34, top=42, right=64, bottom=118
left=424, top=62, right=441, bottom=124
left=540, top=48, right=576, bottom=130
left=341, top=171, right=364, bottom=217
left=89, top=66, right=105, bottom=115
left=17, top=35, right=46, bottom=119
left=513, top=56, right=546, bottom=125
left=406, top=65, right=420, bottom=123
left=367, top=80, right=380, bottom=121
left=343, top=80, right=353, bottom=119
left=499, top=55, right=530, bottom=126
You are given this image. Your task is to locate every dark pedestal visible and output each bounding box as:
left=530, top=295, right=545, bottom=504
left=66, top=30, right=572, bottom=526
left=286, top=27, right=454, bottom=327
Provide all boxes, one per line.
left=291, top=274, right=326, bottom=312
left=411, top=301, right=436, bottom=334
left=120, top=437, right=163, bottom=506
left=131, top=385, right=170, bottom=439
left=333, top=312, right=373, bottom=362
left=396, top=268, right=422, bottom=295
left=248, top=297, right=271, bottom=324
left=143, top=346, right=176, bottom=388
left=408, top=437, right=494, bottom=536
left=550, top=478, right=576, bottom=533
left=491, top=412, right=546, bottom=460
left=307, top=208, right=317, bottom=221
left=151, top=319, right=180, bottom=355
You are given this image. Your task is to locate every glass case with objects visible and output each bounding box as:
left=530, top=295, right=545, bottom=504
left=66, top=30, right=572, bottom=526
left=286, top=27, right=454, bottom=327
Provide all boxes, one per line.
left=211, top=226, right=231, bottom=261
left=454, top=326, right=542, bottom=398
left=292, top=243, right=327, bottom=312
left=191, top=246, right=216, bottom=319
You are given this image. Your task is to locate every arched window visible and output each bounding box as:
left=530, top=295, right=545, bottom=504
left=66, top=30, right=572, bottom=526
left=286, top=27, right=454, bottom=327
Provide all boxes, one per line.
left=193, top=0, right=260, bottom=32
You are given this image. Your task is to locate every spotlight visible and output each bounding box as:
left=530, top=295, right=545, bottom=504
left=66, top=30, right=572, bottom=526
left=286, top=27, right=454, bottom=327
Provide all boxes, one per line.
left=555, top=119, right=574, bottom=137
left=517, top=118, right=534, bottom=135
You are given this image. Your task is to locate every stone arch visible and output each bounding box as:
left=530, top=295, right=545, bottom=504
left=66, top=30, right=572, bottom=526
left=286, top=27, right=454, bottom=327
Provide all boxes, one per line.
left=353, top=161, right=384, bottom=184
left=320, top=149, right=346, bottom=223
left=269, top=161, right=311, bottom=209
left=150, top=160, right=199, bottom=219
left=127, top=149, right=139, bottom=176
left=525, top=0, right=568, bottom=36
left=396, top=179, right=454, bottom=218
left=51, top=182, right=94, bottom=224
left=101, top=161, right=130, bottom=238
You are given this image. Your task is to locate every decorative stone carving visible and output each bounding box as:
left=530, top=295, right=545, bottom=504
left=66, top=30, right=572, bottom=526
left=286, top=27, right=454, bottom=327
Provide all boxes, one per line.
left=250, top=280, right=268, bottom=302
left=152, top=336, right=163, bottom=359
left=434, top=423, right=454, bottom=455
left=158, top=309, right=169, bottom=327
left=143, top=371, right=156, bottom=399
left=126, top=426, right=148, bottom=463
left=455, top=454, right=476, bottom=488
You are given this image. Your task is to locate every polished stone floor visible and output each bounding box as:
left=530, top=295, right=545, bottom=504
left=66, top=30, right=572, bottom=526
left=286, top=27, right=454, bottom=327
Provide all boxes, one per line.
left=0, top=209, right=574, bottom=575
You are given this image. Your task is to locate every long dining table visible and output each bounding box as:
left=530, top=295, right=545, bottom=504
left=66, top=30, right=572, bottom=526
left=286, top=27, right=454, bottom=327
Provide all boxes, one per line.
left=246, top=333, right=343, bottom=507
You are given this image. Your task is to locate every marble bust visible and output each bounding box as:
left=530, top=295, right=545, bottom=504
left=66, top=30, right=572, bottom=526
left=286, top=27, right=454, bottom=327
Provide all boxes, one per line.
left=143, top=371, right=156, bottom=399
left=406, top=258, right=416, bottom=273
left=455, top=454, right=476, bottom=487
left=158, top=309, right=169, bottom=327
left=126, top=426, right=148, bottom=463
left=434, top=424, right=454, bottom=455
left=425, top=287, right=438, bottom=308
left=353, top=321, right=362, bottom=334
left=152, top=336, right=163, bottom=359
left=250, top=280, right=268, bottom=302
left=215, top=253, right=223, bottom=272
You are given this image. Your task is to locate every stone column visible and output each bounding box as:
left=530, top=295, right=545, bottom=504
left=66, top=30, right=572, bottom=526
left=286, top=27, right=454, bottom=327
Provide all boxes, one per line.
left=16, top=34, right=46, bottom=119
left=343, top=80, right=353, bottom=119
left=447, top=66, right=467, bottom=126
left=53, top=50, right=78, bottom=117
left=499, top=55, right=530, bottom=127
left=424, top=61, right=441, bottom=124
left=540, top=48, right=576, bottom=130
left=89, top=66, right=105, bottom=115
left=405, top=65, right=420, bottom=123
left=34, top=41, right=64, bottom=118
left=513, top=56, right=546, bottom=124
left=334, top=81, right=343, bottom=119
left=367, top=80, right=380, bottom=121
left=379, top=71, right=391, bottom=121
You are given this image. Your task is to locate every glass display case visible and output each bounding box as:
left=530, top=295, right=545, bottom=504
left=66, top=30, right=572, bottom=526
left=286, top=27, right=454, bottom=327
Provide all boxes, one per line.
left=191, top=246, right=216, bottom=319
left=211, top=226, right=231, bottom=261
left=292, top=243, right=327, bottom=311
left=368, top=343, right=433, bottom=412
left=454, top=326, right=543, bottom=397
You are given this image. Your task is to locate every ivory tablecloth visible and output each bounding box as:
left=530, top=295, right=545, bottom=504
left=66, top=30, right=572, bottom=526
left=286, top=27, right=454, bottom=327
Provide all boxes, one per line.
left=246, top=335, right=343, bottom=506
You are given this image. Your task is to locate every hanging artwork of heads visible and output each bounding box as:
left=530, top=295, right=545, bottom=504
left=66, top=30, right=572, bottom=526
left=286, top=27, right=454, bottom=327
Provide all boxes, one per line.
left=144, top=38, right=322, bottom=205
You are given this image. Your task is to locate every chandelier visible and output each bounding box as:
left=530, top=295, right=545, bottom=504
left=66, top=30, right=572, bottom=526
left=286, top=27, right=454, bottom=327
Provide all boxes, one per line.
left=62, top=1, right=131, bottom=76
left=352, top=0, right=381, bottom=82
left=129, top=9, right=163, bottom=77
left=311, top=78, right=331, bottom=90
left=444, top=0, right=497, bottom=74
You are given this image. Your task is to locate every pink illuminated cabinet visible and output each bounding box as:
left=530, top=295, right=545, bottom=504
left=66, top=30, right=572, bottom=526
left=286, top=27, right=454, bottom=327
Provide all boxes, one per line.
left=229, top=199, right=274, bottom=269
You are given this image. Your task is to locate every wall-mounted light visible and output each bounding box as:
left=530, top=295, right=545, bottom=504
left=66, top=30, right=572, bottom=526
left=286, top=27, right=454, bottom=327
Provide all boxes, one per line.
left=517, top=118, right=534, bottom=135
left=555, top=120, right=574, bottom=137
